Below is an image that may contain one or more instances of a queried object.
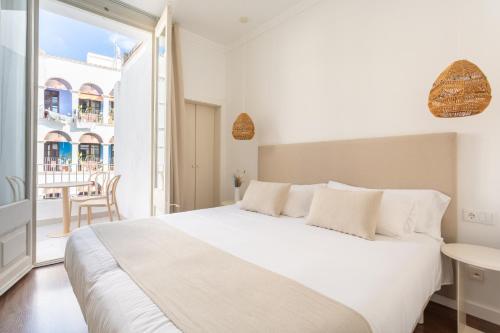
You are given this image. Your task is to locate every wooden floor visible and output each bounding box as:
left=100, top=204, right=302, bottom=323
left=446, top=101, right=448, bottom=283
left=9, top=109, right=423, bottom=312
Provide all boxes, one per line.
left=0, top=264, right=87, bottom=333
left=1, top=264, right=499, bottom=333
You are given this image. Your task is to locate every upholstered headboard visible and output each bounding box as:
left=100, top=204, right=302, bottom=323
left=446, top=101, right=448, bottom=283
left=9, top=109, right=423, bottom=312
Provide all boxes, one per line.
left=258, top=133, right=457, bottom=242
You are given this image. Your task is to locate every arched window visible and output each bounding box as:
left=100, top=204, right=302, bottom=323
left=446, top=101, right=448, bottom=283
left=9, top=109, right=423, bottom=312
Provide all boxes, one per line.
left=78, top=83, right=104, bottom=123
left=43, top=130, right=72, bottom=171
left=78, top=133, right=103, bottom=170
left=44, top=78, right=72, bottom=117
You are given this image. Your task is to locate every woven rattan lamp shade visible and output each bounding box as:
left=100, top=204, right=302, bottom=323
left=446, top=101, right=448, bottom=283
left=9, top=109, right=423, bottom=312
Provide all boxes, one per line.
left=428, top=60, right=492, bottom=118
left=232, top=113, right=255, bottom=140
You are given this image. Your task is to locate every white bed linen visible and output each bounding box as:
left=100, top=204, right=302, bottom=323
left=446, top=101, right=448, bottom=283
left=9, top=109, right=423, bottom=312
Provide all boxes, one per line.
left=65, top=205, right=446, bottom=333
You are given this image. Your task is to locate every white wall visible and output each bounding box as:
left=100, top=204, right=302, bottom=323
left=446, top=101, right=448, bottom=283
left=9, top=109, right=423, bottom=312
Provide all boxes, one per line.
left=115, top=40, right=153, bottom=219
left=225, top=0, right=500, bottom=322
left=178, top=27, right=227, bottom=202
left=39, top=53, right=120, bottom=95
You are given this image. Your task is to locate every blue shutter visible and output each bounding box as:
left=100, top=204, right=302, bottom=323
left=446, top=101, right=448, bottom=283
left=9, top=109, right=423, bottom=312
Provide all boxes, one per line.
left=59, top=90, right=73, bottom=117
left=58, top=142, right=72, bottom=163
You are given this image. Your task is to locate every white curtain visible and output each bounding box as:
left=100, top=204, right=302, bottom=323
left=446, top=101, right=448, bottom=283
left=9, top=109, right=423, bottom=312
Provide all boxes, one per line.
left=168, top=24, right=185, bottom=213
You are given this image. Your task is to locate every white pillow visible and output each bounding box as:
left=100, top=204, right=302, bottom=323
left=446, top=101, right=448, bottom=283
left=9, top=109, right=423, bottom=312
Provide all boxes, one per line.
left=328, top=181, right=415, bottom=238
left=240, top=180, right=291, bottom=217
left=307, top=187, right=383, bottom=240
left=282, top=184, right=326, bottom=218
left=396, top=190, right=450, bottom=240
left=328, top=181, right=450, bottom=239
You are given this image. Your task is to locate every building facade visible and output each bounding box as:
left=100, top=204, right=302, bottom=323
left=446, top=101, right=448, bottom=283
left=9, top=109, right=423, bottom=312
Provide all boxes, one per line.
left=37, top=51, right=120, bottom=198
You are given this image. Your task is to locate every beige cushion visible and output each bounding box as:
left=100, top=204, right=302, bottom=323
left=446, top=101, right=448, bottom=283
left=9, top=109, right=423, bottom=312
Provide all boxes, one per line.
left=306, top=188, right=383, bottom=240
left=282, top=184, right=326, bottom=218
left=241, top=180, right=291, bottom=217
left=327, top=181, right=416, bottom=238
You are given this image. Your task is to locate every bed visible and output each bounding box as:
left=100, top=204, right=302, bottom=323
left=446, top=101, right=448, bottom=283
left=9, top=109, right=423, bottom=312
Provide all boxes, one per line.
left=65, top=133, right=457, bottom=333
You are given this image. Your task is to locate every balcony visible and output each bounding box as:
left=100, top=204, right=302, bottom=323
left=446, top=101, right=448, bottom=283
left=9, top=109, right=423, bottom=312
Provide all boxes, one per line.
left=78, top=106, right=103, bottom=125
left=39, top=106, right=73, bottom=125
left=37, top=159, right=114, bottom=200
left=36, top=160, right=114, bottom=263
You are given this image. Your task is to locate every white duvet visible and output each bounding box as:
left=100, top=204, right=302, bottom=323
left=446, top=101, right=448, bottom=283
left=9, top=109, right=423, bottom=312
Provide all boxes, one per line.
left=65, top=205, right=448, bottom=333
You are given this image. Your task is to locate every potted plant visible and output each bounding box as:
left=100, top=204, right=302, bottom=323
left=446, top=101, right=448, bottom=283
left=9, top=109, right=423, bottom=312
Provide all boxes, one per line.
left=233, top=169, right=246, bottom=202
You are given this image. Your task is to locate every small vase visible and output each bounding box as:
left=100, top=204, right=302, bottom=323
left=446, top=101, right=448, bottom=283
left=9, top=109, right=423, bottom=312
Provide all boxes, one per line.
left=234, top=187, right=241, bottom=202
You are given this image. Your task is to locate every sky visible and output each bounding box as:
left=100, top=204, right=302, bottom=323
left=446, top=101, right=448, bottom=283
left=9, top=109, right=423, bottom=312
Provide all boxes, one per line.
left=39, top=9, right=138, bottom=62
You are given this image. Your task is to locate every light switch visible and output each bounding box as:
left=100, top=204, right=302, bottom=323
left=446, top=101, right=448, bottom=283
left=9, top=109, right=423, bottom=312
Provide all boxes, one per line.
left=462, top=209, right=494, bottom=225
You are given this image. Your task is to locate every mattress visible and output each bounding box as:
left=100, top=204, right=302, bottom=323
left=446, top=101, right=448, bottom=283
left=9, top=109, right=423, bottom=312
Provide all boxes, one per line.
left=65, top=205, right=448, bottom=333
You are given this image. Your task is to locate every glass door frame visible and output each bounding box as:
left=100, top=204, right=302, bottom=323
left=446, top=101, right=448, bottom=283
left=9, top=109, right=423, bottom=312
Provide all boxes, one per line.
left=151, top=6, right=170, bottom=215
left=33, top=0, right=160, bottom=266
left=0, top=0, right=38, bottom=294
left=28, top=0, right=39, bottom=267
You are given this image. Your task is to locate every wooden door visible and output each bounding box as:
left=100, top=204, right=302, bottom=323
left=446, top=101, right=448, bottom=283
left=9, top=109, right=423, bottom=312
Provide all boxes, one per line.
left=194, top=104, right=215, bottom=209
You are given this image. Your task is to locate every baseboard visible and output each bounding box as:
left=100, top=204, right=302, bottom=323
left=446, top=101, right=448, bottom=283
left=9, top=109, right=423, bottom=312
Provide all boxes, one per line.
left=432, top=294, right=500, bottom=326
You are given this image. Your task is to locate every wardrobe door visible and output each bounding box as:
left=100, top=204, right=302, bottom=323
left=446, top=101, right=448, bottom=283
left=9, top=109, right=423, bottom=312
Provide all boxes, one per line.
left=195, top=104, right=215, bottom=209
left=181, top=102, right=196, bottom=211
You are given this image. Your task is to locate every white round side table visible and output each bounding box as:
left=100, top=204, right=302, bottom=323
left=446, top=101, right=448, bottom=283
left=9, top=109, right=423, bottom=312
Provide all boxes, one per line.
left=441, top=243, right=500, bottom=333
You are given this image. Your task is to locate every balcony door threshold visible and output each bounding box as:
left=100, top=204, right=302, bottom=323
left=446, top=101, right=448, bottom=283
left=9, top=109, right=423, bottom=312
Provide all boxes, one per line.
left=35, top=258, right=64, bottom=268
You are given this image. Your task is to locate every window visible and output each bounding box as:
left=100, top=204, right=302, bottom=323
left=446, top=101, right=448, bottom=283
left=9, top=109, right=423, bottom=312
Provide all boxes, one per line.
left=44, top=89, right=59, bottom=113
left=109, top=144, right=114, bottom=168
left=79, top=143, right=101, bottom=162
left=44, top=88, right=72, bottom=116
left=78, top=99, right=103, bottom=123
left=43, top=142, right=59, bottom=171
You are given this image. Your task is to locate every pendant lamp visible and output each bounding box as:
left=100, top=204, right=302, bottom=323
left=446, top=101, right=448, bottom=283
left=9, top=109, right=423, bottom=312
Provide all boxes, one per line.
left=428, top=60, right=492, bottom=118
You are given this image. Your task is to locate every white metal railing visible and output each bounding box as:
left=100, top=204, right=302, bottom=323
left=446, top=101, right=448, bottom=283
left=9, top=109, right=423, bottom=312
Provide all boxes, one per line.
left=37, top=161, right=114, bottom=199
left=39, top=106, right=73, bottom=124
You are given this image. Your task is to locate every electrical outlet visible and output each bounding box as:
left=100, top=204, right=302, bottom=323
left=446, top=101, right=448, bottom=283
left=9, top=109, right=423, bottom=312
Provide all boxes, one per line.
left=468, top=265, right=485, bottom=282
left=462, top=209, right=495, bottom=225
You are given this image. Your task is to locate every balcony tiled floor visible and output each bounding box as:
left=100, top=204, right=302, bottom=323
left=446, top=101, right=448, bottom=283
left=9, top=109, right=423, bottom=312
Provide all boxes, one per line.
left=36, top=216, right=110, bottom=263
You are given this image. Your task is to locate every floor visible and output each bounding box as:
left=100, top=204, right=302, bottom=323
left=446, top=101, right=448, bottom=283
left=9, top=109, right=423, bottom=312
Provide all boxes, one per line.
left=1, top=264, right=499, bottom=333
left=36, top=216, right=110, bottom=263
left=0, top=264, right=87, bottom=333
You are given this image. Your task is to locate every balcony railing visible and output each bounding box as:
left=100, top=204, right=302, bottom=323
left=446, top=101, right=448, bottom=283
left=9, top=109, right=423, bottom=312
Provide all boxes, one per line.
left=78, top=107, right=103, bottom=124
left=43, top=157, right=72, bottom=172
left=37, top=160, right=114, bottom=199
left=39, top=106, right=72, bottom=124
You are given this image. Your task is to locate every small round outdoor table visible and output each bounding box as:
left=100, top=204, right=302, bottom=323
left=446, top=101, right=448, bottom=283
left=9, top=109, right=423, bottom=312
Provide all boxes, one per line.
left=38, top=181, right=93, bottom=237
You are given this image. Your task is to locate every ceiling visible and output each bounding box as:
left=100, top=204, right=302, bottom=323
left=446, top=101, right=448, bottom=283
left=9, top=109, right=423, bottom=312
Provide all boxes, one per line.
left=120, top=0, right=306, bottom=45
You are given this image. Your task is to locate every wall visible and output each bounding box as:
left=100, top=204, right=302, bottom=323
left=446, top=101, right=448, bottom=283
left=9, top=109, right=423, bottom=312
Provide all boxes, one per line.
left=115, top=40, right=152, bottom=219
left=39, top=53, right=120, bottom=96
left=225, top=0, right=500, bottom=323
left=178, top=27, right=227, bottom=203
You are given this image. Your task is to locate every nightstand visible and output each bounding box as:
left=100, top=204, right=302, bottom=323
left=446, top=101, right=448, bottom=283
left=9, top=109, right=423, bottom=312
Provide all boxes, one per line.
left=441, top=243, right=500, bottom=333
